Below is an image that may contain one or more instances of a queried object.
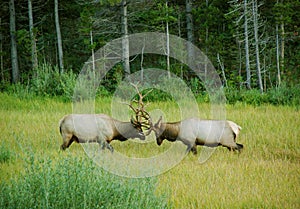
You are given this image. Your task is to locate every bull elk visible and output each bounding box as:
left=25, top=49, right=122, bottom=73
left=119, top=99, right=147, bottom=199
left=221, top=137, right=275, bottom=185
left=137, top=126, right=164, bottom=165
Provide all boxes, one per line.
left=146, top=116, right=243, bottom=154
left=122, top=83, right=244, bottom=154
left=59, top=83, right=151, bottom=152
left=59, top=114, right=145, bottom=152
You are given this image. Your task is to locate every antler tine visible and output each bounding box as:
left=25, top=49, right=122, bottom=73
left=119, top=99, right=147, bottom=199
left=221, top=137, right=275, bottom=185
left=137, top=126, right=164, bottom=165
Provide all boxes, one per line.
left=121, top=101, right=139, bottom=114
left=144, top=117, right=154, bottom=136
left=142, top=89, right=153, bottom=99
left=130, top=82, right=143, bottom=99
left=130, top=82, right=152, bottom=105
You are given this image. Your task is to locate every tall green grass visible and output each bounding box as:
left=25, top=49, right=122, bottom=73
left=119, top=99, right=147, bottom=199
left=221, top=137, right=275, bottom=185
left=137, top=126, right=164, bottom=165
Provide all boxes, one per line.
left=156, top=103, right=299, bottom=208
left=0, top=93, right=299, bottom=208
left=0, top=153, right=168, bottom=209
left=0, top=93, right=169, bottom=209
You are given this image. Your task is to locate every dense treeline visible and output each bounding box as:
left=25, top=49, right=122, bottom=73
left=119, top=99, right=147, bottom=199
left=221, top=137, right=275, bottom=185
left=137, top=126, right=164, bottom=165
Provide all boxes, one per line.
left=0, top=0, right=299, bottom=102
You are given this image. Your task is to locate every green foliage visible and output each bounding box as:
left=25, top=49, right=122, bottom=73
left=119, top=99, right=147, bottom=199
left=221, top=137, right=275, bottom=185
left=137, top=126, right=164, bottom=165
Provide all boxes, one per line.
left=3, top=63, right=77, bottom=100
left=267, top=83, right=300, bottom=106
left=3, top=62, right=299, bottom=106
left=0, top=143, right=14, bottom=164
left=224, top=84, right=300, bottom=106
left=0, top=154, right=169, bottom=209
left=1, top=0, right=299, bottom=89
left=30, top=63, right=77, bottom=99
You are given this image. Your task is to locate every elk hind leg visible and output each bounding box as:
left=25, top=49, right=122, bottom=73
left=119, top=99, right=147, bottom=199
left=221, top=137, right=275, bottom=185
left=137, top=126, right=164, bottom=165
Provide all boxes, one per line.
left=223, top=142, right=243, bottom=152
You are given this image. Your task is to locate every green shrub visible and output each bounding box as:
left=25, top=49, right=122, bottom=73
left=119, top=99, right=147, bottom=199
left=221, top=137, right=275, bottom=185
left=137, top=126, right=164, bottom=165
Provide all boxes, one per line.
left=267, top=84, right=300, bottom=106
left=30, top=63, right=77, bottom=99
left=223, top=85, right=300, bottom=106
left=0, top=154, right=170, bottom=209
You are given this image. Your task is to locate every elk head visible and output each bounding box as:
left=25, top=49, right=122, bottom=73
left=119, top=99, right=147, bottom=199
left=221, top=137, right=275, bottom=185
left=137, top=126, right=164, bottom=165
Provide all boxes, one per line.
left=146, top=116, right=165, bottom=145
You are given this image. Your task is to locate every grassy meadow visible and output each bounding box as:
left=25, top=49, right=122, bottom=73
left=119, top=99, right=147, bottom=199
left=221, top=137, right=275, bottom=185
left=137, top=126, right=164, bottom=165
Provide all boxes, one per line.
left=0, top=92, right=299, bottom=208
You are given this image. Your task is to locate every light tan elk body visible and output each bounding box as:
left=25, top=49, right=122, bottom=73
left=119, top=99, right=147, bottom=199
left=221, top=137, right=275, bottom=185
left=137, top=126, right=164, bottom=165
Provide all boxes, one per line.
left=149, top=117, right=243, bottom=154
left=59, top=114, right=145, bottom=152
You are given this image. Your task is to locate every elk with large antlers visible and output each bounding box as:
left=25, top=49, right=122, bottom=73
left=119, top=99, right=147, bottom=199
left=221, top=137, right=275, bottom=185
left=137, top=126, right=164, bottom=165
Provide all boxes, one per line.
left=59, top=114, right=146, bottom=152
left=59, top=83, right=152, bottom=152
left=147, top=116, right=243, bottom=154
left=125, top=83, right=244, bottom=154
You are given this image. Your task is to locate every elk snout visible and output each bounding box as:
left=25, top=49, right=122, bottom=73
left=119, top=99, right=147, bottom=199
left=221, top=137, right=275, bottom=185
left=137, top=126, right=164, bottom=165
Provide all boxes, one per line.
left=138, top=132, right=146, bottom=140
left=156, top=137, right=163, bottom=146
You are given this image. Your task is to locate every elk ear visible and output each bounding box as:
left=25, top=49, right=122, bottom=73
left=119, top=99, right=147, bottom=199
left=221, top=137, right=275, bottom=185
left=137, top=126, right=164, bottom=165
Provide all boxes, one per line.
left=155, top=116, right=163, bottom=128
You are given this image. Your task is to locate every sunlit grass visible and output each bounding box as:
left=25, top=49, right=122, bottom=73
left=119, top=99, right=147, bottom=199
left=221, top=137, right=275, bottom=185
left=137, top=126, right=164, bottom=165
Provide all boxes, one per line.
left=0, top=93, right=299, bottom=208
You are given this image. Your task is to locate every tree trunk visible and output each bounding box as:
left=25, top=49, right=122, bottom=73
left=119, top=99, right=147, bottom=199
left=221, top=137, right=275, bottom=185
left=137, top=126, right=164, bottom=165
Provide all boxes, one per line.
left=185, top=0, right=194, bottom=66
left=0, top=18, right=3, bottom=81
left=252, top=0, right=263, bottom=93
left=217, top=53, right=227, bottom=87
left=166, top=1, right=170, bottom=78
left=9, top=0, right=19, bottom=83
left=204, top=0, right=209, bottom=78
left=244, top=0, right=251, bottom=89
left=90, top=30, right=95, bottom=72
left=280, top=20, right=285, bottom=78
left=54, top=0, right=64, bottom=73
left=237, top=39, right=242, bottom=88
left=28, top=0, right=38, bottom=69
left=121, top=0, right=130, bottom=75
left=276, top=23, right=281, bottom=86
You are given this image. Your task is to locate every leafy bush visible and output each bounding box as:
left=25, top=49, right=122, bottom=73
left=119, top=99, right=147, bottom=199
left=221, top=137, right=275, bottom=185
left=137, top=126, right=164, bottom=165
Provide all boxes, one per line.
left=30, top=63, right=77, bottom=99
left=0, top=154, right=170, bottom=209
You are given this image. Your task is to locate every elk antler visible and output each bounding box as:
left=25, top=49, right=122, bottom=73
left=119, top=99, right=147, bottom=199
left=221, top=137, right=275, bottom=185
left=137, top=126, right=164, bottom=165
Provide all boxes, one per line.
left=126, top=82, right=153, bottom=132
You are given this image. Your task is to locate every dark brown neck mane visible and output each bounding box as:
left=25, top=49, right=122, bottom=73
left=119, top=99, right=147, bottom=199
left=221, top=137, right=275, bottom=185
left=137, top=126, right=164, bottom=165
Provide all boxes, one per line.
left=162, top=122, right=180, bottom=142
left=112, top=121, right=132, bottom=141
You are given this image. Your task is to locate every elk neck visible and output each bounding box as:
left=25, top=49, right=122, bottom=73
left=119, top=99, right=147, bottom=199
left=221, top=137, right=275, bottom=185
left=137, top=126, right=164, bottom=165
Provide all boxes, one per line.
left=161, top=122, right=180, bottom=142
left=112, top=120, right=132, bottom=141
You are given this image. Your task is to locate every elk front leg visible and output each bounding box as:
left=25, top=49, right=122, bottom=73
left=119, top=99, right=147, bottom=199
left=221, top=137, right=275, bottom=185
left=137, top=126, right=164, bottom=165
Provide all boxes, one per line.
left=190, top=144, right=197, bottom=155
left=186, top=143, right=197, bottom=155
left=97, top=137, right=114, bottom=153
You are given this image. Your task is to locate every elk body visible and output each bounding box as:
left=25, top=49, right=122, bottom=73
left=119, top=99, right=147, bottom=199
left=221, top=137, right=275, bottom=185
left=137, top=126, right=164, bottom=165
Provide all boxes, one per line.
left=149, top=117, right=243, bottom=154
left=59, top=114, right=145, bottom=152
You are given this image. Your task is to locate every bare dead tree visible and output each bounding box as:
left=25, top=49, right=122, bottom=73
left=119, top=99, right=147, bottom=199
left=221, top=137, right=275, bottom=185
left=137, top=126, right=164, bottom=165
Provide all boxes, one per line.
left=28, top=0, right=38, bottom=69
left=54, top=0, right=64, bottom=73
left=9, top=0, right=19, bottom=83
left=121, top=0, right=130, bottom=75
left=252, top=0, right=263, bottom=93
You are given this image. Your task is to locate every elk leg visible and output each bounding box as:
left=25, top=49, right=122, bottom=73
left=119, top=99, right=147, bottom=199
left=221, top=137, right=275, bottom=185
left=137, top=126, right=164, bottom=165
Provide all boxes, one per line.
left=97, top=137, right=114, bottom=153
left=185, top=144, right=197, bottom=155
left=191, top=144, right=198, bottom=155
left=186, top=144, right=192, bottom=153
left=223, top=143, right=243, bottom=152
left=101, top=141, right=114, bottom=153
left=105, top=143, right=114, bottom=153
left=236, top=143, right=244, bottom=153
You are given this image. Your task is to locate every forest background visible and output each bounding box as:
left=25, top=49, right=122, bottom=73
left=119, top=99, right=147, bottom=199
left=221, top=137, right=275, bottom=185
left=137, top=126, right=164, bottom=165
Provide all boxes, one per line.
left=1, top=0, right=299, bottom=105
